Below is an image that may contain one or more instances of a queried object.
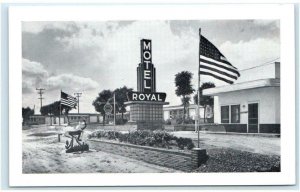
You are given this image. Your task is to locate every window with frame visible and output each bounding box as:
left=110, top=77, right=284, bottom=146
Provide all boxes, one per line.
left=231, top=105, right=240, bottom=123
left=221, top=106, right=229, bottom=123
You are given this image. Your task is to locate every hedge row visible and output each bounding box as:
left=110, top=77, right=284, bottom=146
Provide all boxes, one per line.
left=88, top=130, right=195, bottom=150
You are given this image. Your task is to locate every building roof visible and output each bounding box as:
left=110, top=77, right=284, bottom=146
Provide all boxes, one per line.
left=203, top=78, right=280, bottom=96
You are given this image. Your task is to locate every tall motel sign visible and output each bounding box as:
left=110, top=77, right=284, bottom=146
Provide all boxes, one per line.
left=125, top=39, right=169, bottom=130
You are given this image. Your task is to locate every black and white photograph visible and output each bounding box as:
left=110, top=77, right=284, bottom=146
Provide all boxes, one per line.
left=8, top=4, right=296, bottom=187
left=21, top=19, right=281, bottom=174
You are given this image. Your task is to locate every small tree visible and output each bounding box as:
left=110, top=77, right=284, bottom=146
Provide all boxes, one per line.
left=40, top=104, right=51, bottom=125
left=41, top=101, right=73, bottom=125
left=113, top=86, right=133, bottom=122
left=194, top=82, right=216, bottom=123
left=61, top=103, right=73, bottom=125
left=22, top=107, right=34, bottom=125
left=92, top=90, right=113, bottom=125
left=175, top=71, right=195, bottom=123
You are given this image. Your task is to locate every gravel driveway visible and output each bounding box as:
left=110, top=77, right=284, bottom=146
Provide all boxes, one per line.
left=172, top=131, right=280, bottom=156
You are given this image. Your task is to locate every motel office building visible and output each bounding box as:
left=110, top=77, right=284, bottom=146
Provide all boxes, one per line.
left=203, top=62, right=280, bottom=134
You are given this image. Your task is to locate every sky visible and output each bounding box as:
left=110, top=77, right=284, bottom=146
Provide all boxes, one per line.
left=22, top=20, right=280, bottom=114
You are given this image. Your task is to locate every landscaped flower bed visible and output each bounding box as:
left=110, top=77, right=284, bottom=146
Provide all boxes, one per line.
left=88, top=130, right=204, bottom=172
left=87, top=130, right=280, bottom=172
left=88, top=130, right=195, bottom=151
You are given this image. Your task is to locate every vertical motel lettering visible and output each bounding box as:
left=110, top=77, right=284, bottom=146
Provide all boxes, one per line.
left=143, top=40, right=152, bottom=90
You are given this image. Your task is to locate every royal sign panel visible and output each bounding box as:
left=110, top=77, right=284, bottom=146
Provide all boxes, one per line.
left=127, top=91, right=166, bottom=102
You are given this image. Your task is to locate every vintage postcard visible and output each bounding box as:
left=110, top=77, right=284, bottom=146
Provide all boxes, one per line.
left=9, top=4, right=295, bottom=186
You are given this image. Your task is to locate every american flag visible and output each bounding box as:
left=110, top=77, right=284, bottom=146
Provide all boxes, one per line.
left=199, top=35, right=240, bottom=84
left=61, top=91, right=77, bottom=108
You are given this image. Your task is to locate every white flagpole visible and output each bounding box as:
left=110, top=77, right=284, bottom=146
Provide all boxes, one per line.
left=197, top=28, right=202, bottom=148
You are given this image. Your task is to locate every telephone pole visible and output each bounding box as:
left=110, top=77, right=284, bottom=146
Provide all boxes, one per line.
left=74, top=92, right=82, bottom=114
left=36, top=88, right=45, bottom=114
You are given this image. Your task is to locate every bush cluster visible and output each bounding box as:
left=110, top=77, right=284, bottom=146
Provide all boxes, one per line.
left=88, top=130, right=195, bottom=150
left=175, top=117, right=195, bottom=125
left=115, top=118, right=128, bottom=125
left=164, top=119, right=172, bottom=125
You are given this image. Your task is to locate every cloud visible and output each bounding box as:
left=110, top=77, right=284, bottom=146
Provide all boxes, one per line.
left=22, top=58, right=48, bottom=76
left=253, top=20, right=279, bottom=28
left=22, top=20, right=280, bottom=112
left=170, top=20, right=279, bottom=45
left=47, top=73, right=99, bottom=92
left=220, top=38, right=280, bottom=70
left=22, top=21, right=79, bottom=34
left=22, top=59, right=48, bottom=93
left=22, top=58, right=99, bottom=95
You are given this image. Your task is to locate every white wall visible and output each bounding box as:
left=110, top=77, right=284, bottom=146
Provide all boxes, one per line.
left=214, top=96, right=220, bottom=123
left=236, top=62, right=279, bottom=83
left=90, top=116, right=98, bottom=123
left=214, top=87, right=280, bottom=124
left=163, top=111, right=170, bottom=120
left=163, top=107, right=204, bottom=120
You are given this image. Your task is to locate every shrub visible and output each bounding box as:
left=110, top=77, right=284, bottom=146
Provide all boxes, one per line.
left=176, top=137, right=185, bottom=149
left=107, top=131, right=117, bottom=140
left=175, top=117, right=195, bottom=125
left=115, top=118, right=128, bottom=125
left=184, top=117, right=195, bottom=124
left=118, top=133, right=129, bottom=142
left=176, top=118, right=183, bottom=124
left=176, top=137, right=195, bottom=150
left=88, top=129, right=195, bottom=150
left=164, top=119, right=171, bottom=125
left=186, top=139, right=195, bottom=150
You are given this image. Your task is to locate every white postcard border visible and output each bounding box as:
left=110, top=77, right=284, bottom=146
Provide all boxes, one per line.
left=9, top=4, right=295, bottom=186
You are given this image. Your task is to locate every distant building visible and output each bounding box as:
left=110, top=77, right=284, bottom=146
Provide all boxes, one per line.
left=27, top=115, right=46, bottom=125
left=203, top=62, right=280, bottom=133
left=27, top=112, right=130, bottom=125
left=163, top=104, right=205, bottom=121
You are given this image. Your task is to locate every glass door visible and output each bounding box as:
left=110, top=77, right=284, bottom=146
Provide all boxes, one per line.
left=248, top=103, right=259, bottom=133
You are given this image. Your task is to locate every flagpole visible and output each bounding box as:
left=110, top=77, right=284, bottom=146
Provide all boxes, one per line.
left=59, top=90, right=61, bottom=126
left=197, top=28, right=202, bottom=148
left=114, top=93, right=116, bottom=127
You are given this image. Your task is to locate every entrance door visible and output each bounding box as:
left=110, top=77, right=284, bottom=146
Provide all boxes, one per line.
left=248, top=103, right=259, bottom=133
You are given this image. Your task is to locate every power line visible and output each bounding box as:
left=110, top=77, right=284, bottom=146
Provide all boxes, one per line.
left=74, top=92, right=82, bottom=114
left=36, top=88, right=45, bottom=113
left=239, top=57, right=280, bottom=72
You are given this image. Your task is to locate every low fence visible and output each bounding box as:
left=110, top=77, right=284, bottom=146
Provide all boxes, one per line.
left=88, top=139, right=207, bottom=172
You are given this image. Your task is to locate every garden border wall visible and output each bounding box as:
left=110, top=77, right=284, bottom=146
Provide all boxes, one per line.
left=88, top=139, right=206, bottom=172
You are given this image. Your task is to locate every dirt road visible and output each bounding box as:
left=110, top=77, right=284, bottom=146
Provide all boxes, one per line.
left=22, top=126, right=178, bottom=173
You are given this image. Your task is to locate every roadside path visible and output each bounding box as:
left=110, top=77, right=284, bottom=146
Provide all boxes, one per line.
left=23, top=127, right=179, bottom=173
left=172, top=131, right=280, bottom=156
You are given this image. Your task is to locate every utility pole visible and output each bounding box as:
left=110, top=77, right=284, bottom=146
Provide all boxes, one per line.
left=74, top=92, right=82, bottom=114
left=36, top=88, right=45, bottom=114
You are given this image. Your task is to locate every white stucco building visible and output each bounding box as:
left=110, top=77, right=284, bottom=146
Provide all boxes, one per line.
left=203, top=62, right=280, bottom=133
left=163, top=104, right=205, bottom=121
